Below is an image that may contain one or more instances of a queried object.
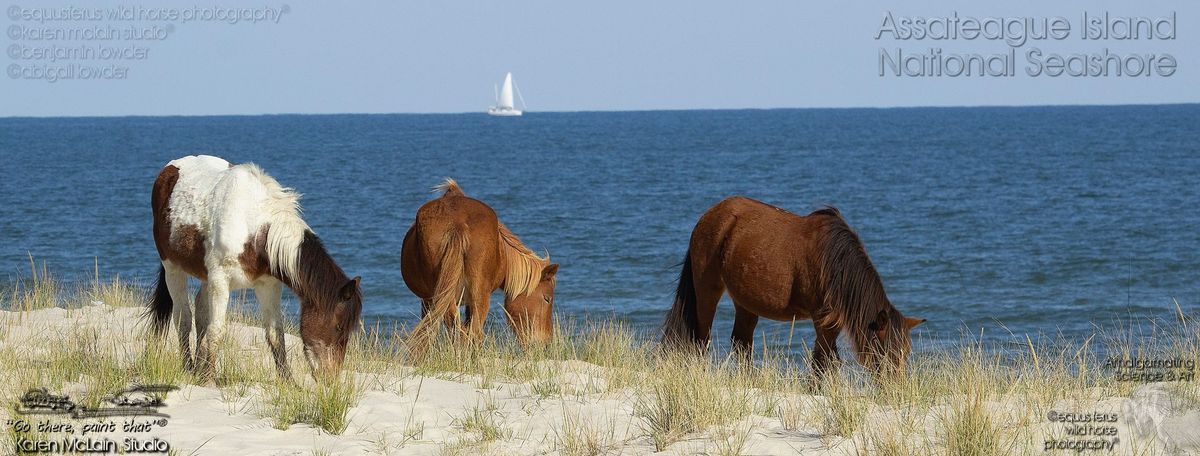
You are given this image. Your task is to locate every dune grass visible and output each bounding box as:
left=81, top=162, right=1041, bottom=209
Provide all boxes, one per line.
left=266, top=374, right=363, bottom=434
left=8, top=255, right=61, bottom=312
left=633, top=351, right=754, bottom=450
left=552, top=406, right=621, bottom=456
left=1, top=268, right=1198, bottom=454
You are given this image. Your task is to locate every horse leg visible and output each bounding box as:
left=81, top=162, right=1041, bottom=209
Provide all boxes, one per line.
left=731, top=304, right=759, bottom=365
left=465, top=283, right=491, bottom=344
left=691, top=278, right=725, bottom=352
left=185, top=283, right=207, bottom=374
left=811, top=323, right=842, bottom=383
left=195, top=274, right=229, bottom=381
left=163, top=263, right=194, bottom=372
left=191, top=281, right=212, bottom=378
left=256, top=281, right=292, bottom=382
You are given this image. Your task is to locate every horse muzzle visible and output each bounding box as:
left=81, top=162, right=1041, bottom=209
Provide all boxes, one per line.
left=303, top=342, right=343, bottom=380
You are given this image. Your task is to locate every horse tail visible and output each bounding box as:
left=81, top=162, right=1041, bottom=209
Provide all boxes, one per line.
left=433, top=178, right=465, bottom=197
left=145, top=264, right=173, bottom=337
left=407, top=224, right=470, bottom=360
left=661, top=248, right=700, bottom=350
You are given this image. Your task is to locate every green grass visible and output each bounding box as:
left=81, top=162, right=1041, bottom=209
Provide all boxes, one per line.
left=457, top=400, right=509, bottom=442
left=265, top=374, right=362, bottom=434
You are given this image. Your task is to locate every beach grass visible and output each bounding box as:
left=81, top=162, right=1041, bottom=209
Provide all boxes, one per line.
left=265, top=374, right=362, bottom=434
left=0, top=269, right=1197, bottom=454
left=7, top=255, right=61, bottom=312
left=551, top=406, right=620, bottom=456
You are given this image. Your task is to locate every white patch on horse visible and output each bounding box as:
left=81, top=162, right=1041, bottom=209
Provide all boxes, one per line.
left=166, top=155, right=309, bottom=286
left=166, top=155, right=229, bottom=249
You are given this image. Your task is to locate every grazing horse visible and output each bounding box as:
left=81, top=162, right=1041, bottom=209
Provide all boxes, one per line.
left=402, top=179, right=558, bottom=355
left=146, top=155, right=363, bottom=380
left=661, top=196, right=925, bottom=378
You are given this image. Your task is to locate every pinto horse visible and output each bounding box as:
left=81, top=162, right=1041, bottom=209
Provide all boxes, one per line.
left=146, top=155, right=363, bottom=380
left=661, top=196, right=925, bottom=378
left=402, top=179, right=558, bottom=355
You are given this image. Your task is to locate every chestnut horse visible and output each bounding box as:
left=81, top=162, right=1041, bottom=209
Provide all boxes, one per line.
left=146, top=155, right=363, bottom=380
left=661, top=196, right=925, bottom=378
left=402, top=179, right=558, bottom=356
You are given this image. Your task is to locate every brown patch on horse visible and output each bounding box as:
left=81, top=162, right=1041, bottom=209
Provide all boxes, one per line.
left=151, top=165, right=208, bottom=280
left=151, top=165, right=179, bottom=257
left=168, top=225, right=209, bottom=280
left=239, top=226, right=271, bottom=281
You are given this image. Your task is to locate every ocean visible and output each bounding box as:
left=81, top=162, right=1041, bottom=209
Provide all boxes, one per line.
left=1, top=105, right=1197, bottom=354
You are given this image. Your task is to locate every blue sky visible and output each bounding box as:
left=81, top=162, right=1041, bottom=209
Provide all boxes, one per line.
left=1, top=0, right=1195, bottom=116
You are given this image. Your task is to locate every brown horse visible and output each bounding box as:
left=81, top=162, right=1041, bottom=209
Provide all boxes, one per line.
left=661, top=196, right=924, bottom=378
left=146, top=155, right=363, bottom=381
left=402, top=179, right=558, bottom=355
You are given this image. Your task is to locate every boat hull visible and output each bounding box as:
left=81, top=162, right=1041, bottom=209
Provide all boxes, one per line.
left=488, top=107, right=523, bottom=116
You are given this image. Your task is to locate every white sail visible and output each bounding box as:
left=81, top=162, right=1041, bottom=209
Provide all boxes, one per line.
left=488, top=72, right=522, bottom=116
left=498, top=72, right=515, bottom=109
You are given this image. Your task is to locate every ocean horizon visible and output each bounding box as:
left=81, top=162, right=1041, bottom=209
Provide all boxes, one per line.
left=4, top=101, right=1198, bottom=119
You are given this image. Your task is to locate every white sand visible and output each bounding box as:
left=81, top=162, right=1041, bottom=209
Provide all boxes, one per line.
left=1, top=304, right=1197, bottom=455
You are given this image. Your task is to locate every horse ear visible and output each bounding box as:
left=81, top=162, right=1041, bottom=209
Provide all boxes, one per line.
left=339, top=276, right=361, bottom=301
left=867, top=309, right=889, bottom=332
left=541, top=263, right=559, bottom=281
left=903, top=317, right=926, bottom=330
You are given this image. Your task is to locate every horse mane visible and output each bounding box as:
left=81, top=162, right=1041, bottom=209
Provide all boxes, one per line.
left=810, top=206, right=841, bottom=218
left=292, top=231, right=357, bottom=310
left=231, top=162, right=312, bottom=279
left=240, top=165, right=357, bottom=329
left=237, top=163, right=311, bottom=282
left=811, top=206, right=892, bottom=352
left=499, top=222, right=549, bottom=297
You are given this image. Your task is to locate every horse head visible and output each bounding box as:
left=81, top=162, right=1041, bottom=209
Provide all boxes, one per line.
left=300, top=276, right=363, bottom=379
left=505, top=263, right=559, bottom=345
left=862, top=308, right=926, bottom=377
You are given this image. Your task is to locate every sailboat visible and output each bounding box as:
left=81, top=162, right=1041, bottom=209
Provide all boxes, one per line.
left=488, top=72, right=524, bottom=116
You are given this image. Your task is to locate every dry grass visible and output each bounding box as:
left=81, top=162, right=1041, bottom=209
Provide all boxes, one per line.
left=1, top=268, right=1198, bottom=454
left=710, top=421, right=754, bottom=456
left=633, top=352, right=754, bottom=451
left=8, top=255, right=61, bottom=312
left=552, top=407, right=621, bottom=456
